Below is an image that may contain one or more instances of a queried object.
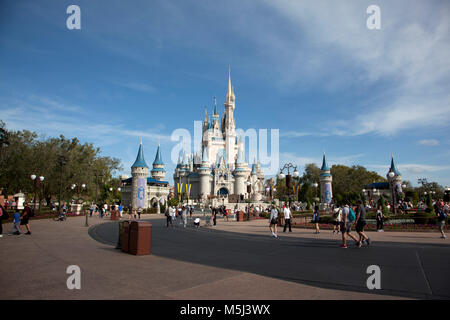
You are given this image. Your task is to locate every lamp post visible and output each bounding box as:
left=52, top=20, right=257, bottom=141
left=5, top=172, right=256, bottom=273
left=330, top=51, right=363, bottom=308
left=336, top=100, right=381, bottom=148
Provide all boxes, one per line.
left=31, top=175, right=44, bottom=212
left=278, top=163, right=299, bottom=209
left=246, top=181, right=252, bottom=221
left=57, top=155, right=67, bottom=212
left=312, top=182, right=319, bottom=207
left=388, top=171, right=398, bottom=215
left=109, top=187, right=121, bottom=206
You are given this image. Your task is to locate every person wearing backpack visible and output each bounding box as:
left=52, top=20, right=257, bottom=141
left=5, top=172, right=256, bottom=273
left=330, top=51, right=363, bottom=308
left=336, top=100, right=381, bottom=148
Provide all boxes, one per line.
left=376, top=205, right=384, bottom=232
left=340, top=202, right=359, bottom=248
left=333, top=205, right=342, bottom=234
left=437, top=207, right=447, bottom=239
left=355, top=200, right=371, bottom=247
left=20, top=202, right=32, bottom=235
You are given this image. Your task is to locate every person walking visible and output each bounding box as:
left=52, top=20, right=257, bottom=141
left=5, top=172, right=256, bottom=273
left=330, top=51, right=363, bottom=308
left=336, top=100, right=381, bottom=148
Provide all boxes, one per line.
left=437, top=205, right=447, bottom=239
left=0, top=204, right=6, bottom=238
left=137, top=207, right=142, bottom=220
left=182, top=206, right=188, bottom=228
left=118, top=204, right=124, bottom=218
left=212, top=207, right=217, bottom=226
left=340, top=202, right=359, bottom=248
left=376, top=205, right=384, bottom=232
left=20, top=202, right=32, bottom=235
left=99, top=206, right=104, bottom=219
left=165, top=206, right=172, bottom=228
left=355, top=200, right=371, bottom=247
left=333, top=205, right=342, bottom=234
left=283, top=205, right=292, bottom=232
left=312, top=205, right=320, bottom=234
left=269, top=206, right=279, bottom=238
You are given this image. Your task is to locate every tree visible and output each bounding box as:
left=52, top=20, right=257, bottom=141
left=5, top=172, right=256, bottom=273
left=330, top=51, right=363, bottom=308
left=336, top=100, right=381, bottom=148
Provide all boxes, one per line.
left=0, top=123, right=122, bottom=205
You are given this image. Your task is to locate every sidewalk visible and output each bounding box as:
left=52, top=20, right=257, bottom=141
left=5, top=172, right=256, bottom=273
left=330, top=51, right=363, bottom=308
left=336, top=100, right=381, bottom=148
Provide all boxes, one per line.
left=2, top=215, right=445, bottom=299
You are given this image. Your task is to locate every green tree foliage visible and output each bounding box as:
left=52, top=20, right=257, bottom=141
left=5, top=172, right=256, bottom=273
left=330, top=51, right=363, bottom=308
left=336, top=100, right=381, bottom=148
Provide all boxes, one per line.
left=0, top=124, right=122, bottom=205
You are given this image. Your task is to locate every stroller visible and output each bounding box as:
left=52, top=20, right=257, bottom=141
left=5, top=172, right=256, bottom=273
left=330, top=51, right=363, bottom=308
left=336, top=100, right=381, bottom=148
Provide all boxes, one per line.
left=55, top=210, right=67, bottom=221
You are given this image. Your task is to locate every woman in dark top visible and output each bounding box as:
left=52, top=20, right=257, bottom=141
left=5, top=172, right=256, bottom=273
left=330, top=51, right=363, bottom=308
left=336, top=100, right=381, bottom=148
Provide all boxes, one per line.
left=20, top=202, right=32, bottom=235
left=313, top=205, right=320, bottom=234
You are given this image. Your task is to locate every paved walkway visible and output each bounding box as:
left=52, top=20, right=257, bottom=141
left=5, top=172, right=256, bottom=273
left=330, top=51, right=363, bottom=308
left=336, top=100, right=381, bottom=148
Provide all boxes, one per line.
left=0, top=214, right=448, bottom=299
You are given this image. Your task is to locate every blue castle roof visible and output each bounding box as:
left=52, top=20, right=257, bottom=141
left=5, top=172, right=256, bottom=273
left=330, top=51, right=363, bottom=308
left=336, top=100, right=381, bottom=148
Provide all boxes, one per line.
left=389, top=156, right=401, bottom=175
left=153, top=144, right=164, bottom=166
left=131, top=143, right=148, bottom=168
left=321, top=153, right=330, bottom=171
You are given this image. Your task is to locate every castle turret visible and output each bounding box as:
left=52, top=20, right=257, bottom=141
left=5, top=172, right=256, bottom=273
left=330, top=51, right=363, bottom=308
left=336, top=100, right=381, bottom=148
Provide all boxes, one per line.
left=224, top=67, right=236, bottom=167
left=233, top=145, right=247, bottom=197
left=151, top=143, right=165, bottom=181
left=387, top=155, right=402, bottom=193
left=131, top=140, right=149, bottom=209
left=198, top=147, right=211, bottom=200
left=319, top=153, right=333, bottom=206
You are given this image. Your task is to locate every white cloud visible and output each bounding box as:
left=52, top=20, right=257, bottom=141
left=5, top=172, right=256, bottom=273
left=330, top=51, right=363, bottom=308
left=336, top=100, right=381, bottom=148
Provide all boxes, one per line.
left=259, top=0, right=450, bottom=136
left=418, top=139, right=439, bottom=146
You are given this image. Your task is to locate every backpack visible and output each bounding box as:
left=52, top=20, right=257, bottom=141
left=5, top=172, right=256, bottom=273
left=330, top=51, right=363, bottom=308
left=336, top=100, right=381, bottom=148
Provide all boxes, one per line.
left=438, top=211, right=447, bottom=221
left=29, top=207, right=35, bottom=217
left=348, top=207, right=356, bottom=222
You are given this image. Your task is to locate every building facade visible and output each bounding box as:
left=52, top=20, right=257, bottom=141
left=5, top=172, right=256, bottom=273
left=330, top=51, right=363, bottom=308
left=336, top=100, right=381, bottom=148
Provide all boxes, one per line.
left=173, top=69, right=265, bottom=203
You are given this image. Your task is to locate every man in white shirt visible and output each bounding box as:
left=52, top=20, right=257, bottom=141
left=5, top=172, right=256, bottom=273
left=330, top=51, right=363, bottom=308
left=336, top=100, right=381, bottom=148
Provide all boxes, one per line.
left=283, top=205, right=292, bottom=232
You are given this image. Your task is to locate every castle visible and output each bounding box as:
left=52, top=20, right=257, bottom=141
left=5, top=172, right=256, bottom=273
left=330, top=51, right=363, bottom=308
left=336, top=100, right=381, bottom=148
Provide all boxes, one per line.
left=120, top=141, right=171, bottom=211
left=173, top=69, right=265, bottom=204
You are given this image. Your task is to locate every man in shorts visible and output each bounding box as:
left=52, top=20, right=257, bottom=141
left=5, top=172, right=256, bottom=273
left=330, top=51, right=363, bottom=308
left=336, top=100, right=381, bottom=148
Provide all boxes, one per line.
left=340, top=202, right=359, bottom=248
left=355, top=200, right=371, bottom=247
left=269, top=206, right=279, bottom=238
left=20, top=202, right=32, bottom=235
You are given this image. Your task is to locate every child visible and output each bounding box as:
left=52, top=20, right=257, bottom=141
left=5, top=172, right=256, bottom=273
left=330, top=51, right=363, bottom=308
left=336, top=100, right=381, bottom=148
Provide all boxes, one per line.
left=9, top=210, right=22, bottom=236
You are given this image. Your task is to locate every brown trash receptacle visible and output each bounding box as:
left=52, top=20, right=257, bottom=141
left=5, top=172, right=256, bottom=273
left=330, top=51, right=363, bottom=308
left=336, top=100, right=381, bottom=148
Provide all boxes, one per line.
left=128, top=221, right=152, bottom=255
left=111, top=211, right=119, bottom=221
left=237, top=211, right=244, bottom=221
left=121, top=221, right=131, bottom=253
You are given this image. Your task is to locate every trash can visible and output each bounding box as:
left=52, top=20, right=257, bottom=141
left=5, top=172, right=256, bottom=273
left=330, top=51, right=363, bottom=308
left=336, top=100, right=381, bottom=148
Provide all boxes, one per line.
left=121, top=221, right=131, bottom=253
left=237, top=211, right=244, bottom=221
left=128, top=221, right=152, bottom=255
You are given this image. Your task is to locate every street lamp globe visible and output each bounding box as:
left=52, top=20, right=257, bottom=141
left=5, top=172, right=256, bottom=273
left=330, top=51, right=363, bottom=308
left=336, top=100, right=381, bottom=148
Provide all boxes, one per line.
left=71, top=184, right=76, bottom=189
left=362, top=189, right=366, bottom=193
left=81, top=183, right=86, bottom=189
left=402, top=184, right=406, bottom=189
left=388, top=171, right=395, bottom=178
left=293, top=170, right=299, bottom=178
left=117, top=187, right=121, bottom=192
left=31, top=174, right=36, bottom=180
left=278, top=172, right=285, bottom=179
left=39, top=176, right=44, bottom=181
left=273, top=188, right=277, bottom=192
left=109, top=187, right=113, bottom=192
left=313, top=182, right=318, bottom=188
left=424, top=192, right=427, bottom=195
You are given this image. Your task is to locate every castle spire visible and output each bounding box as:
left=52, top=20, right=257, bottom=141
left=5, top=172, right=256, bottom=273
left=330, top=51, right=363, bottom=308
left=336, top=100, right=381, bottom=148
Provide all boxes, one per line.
left=227, top=65, right=232, bottom=98
left=321, top=152, right=330, bottom=171
left=389, top=155, right=401, bottom=175
left=153, top=142, right=164, bottom=166
left=132, top=140, right=148, bottom=168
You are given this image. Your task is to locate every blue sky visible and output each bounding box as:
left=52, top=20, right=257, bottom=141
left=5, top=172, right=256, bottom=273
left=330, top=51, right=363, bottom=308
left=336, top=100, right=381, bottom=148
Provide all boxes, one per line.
left=1, top=0, right=449, bottom=187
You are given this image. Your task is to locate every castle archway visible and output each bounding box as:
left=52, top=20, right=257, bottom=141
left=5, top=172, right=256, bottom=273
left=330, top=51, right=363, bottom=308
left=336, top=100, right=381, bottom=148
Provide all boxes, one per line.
left=217, top=187, right=229, bottom=196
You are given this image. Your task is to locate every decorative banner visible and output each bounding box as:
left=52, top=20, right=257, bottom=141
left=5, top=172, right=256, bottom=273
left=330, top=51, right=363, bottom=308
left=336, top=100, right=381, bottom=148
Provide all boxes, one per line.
left=137, top=178, right=146, bottom=208
left=187, top=184, right=192, bottom=199
left=324, top=183, right=332, bottom=204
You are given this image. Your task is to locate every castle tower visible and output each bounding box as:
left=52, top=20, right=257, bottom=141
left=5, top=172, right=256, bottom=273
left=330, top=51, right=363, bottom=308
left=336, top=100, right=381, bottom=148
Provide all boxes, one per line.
left=131, top=139, right=149, bottom=209
left=198, top=147, right=211, bottom=200
left=319, top=153, right=333, bottom=206
left=387, top=155, right=402, bottom=194
left=224, top=67, right=237, bottom=167
left=233, top=145, right=247, bottom=197
left=151, top=143, right=166, bottom=181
